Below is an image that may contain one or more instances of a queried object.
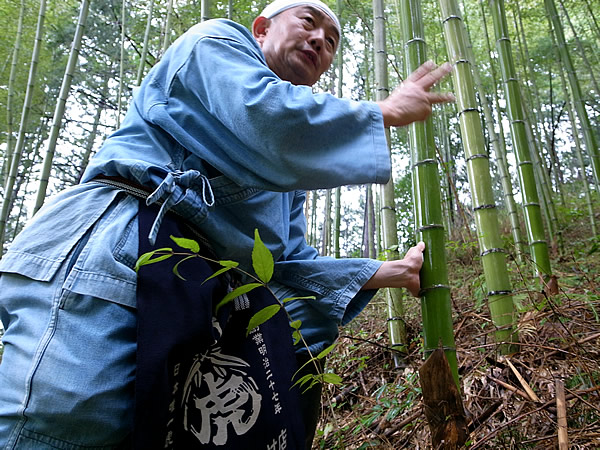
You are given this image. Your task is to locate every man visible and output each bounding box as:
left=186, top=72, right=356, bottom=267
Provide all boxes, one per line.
left=0, top=0, right=453, bottom=448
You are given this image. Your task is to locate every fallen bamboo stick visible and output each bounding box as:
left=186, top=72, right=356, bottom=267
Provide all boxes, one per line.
left=504, top=357, right=541, bottom=402
left=555, top=378, right=569, bottom=450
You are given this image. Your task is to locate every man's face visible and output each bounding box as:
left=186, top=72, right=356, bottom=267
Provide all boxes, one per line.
left=253, top=6, right=339, bottom=86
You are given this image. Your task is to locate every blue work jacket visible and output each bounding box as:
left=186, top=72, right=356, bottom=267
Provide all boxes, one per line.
left=1, top=19, right=392, bottom=354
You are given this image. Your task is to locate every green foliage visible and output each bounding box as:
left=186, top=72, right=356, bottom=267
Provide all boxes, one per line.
left=134, top=247, right=173, bottom=273
left=134, top=228, right=340, bottom=392
left=246, top=303, right=281, bottom=336
left=293, top=343, right=341, bottom=392
left=170, top=235, right=199, bottom=253
left=215, top=282, right=263, bottom=313
left=251, top=229, right=273, bottom=283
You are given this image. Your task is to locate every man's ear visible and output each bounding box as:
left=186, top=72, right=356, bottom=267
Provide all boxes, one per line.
left=252, top=16, right=271, bottom=45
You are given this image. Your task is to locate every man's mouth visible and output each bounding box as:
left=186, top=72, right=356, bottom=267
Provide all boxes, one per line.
left=302, top=50, right=317, bottom=69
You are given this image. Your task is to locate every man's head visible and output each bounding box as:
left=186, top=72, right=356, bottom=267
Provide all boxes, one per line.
left=252, top=0, right=340, bottom=86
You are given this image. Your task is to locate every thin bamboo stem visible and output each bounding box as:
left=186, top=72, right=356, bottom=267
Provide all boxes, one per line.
left=0, top=0, right=47, bottom=252
left=546, top=0, right=600, bottom=187
left=3, top=0, right=25, bottom=189
left=34, top=0, right=90, bottom=214
left=373, top=0, right=406, bottom=359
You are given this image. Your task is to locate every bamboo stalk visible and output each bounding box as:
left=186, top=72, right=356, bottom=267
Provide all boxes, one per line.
left=397, top=0, right=457, bottom=381
left=116, top=0, right=127, bottom=128
left=489, top=0, right=554, bottom=282
left=162, top=0, right=174, bottom=55
left=136, top=0, right=155, bottom=86
left=555, top=52, right=597, bottom=236
left=504, top=357, right=541, bottom=402
left=439, top=0, right=518, bottom=354
left=373, top=0, right=407, bottom=359
left=558, top=0, right=600, bottom=97
left=469, top=4, right=526, bottom=260
left=3, top=0, right=25, bottom=189
left=555, top=378, right=569, bottom=450
left=0, top=0, right=47, bottom=252
left=545, top=0, right=600, bottom=187
left=34, top=0, right=91, bottom=214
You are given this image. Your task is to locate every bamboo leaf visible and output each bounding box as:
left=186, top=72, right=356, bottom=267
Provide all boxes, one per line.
left=321, top=373, right=342, bottom=385
left=282, top=296, right=316, bottom=304
left=252, top=229, right=273, bottom=283
left=316, top=343, right=336, bottom=360
left=215, top=282, right=262, bottom=313
left=172, top=255, right=197, bottom=281
left=292, top=330, right=302, bottom=345
left=246, top=304, right=281, bottom=336
left=203, top=260, right=239, bottom=283
left=170, top=235, right=199, bottom=253
left=135, top=248, right=173, bottom=273
left=219, top=260, right=239, bottom=268
left=291, top=373, right=314, bottom=389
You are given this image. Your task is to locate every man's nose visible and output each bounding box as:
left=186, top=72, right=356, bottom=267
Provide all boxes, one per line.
left=309, top=29, right=325, bottom=52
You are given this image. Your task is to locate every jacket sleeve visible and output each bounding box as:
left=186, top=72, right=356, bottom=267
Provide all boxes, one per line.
left=142, top=22, right=391, bottom=192
left=273, top=191, right=382, bottom=324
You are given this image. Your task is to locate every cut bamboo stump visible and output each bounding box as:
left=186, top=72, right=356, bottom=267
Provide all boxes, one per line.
left=419, top=348, right=468, bottom=449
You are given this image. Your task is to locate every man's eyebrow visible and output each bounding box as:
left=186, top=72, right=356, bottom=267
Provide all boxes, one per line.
left=302, top=6, right=340, bottom=39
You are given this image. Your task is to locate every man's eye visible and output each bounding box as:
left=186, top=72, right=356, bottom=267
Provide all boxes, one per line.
left=327, top=37, right=336, bottom=47
left=303, top=16, right=315, bottom=25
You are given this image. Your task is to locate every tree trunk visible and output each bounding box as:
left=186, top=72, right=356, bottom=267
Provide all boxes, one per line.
left=373, top=0, right=406, bottom=359
left=546, top=0, right=600, bottom=187
left=3, top=0, right=26, bottom=189
left=399, top=0, right=458, bottom=383
left=162, top=0, right=175, bottom=55
left=440, top=0, right=519, bottom=353
left=34, top=0, right=91, bottom=214
left=136, top=0, right=155, bottom=86
left=473, top=1, right=526, bottom=261
left=116, top=0, right=127, bottom=128
left=490, top=0, right=553, bottom=283
left=0, top=0, right=47, bottom=253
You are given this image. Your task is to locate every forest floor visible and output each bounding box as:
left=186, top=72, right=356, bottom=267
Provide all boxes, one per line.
left=314, top=209, right=600, bottom=449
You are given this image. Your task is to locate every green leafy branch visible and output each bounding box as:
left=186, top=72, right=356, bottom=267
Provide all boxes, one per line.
left=135, top=229, right=338, bottom=388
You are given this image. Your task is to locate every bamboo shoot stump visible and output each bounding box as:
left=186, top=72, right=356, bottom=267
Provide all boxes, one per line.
left=419, top=348, right=468, bottom=449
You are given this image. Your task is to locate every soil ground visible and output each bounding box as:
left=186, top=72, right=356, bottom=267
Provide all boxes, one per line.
left=314, top=212, right=600, bottom=449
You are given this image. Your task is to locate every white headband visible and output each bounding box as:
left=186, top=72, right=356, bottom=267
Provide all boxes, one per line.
left=259, top=0, right=341, bottom=36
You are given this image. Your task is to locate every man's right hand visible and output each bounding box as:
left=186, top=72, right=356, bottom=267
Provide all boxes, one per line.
left=377, top=61, right=455, bottom=128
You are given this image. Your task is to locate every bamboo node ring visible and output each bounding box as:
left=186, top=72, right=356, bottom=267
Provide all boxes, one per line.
left=466, top=153, right=488, bottom=162
left=473, top=204, right=496, bottom=211
left=442, top=14, right=462, bottom=24
left=480, top=248, right=507, bottom=256
left=413, top=158, right=437, bottom=167
left=418, top=224, right=445, bottom=232
left=487, top=290, right=513, bottom=296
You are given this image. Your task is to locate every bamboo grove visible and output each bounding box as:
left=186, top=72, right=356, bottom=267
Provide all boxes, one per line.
left=0, top=0, right=598, bottom=431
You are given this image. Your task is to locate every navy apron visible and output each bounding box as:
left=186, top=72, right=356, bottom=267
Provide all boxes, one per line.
left=134, top=200, right=305, bottom=449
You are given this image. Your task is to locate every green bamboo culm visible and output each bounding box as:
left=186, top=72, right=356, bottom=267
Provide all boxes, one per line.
left=333, top=0, right=343, bottom=260
left=489, top=0, right=553, bottom=283
left=3, top=0, right=26, bottom=189
left=473, top=0, right=526, bottom=261
left=545, top=0, right=600, bottom=189
left=0, top=0, right=47, bottom=253
left=438, top=0, right=518, bottom=354
left=396, top=0, right=458, bottom=384
left=34, top=0, right=90, bottom=214
left=116, top=0, right=127, bottom=129
left=373, top=0, right=407, bottom=362
left=136, top=0, right=155, bottom=86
